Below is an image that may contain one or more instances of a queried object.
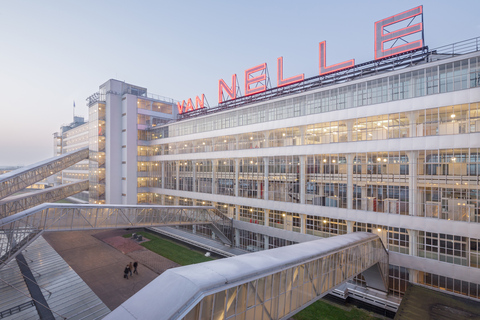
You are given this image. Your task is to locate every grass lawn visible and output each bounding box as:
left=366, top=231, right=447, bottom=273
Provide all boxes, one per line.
left=123, top=230, right=214, bottom=266
left=125, top=230, right=382, bottom=320
left=293, top=299, right=382, bottom=320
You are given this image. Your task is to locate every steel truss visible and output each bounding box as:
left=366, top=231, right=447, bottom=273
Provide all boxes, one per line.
left=0, top=148, right=89, bottom=201
left=177, top=47, right=430, bottom=121
left=0, top=180, right=89, bottom=218
left=0, top=204, right=232, bottom=267
left=106, top=232, right=388, bottom=320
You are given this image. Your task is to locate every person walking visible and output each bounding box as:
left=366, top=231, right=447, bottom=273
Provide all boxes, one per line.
left=133, top=261, right=138, bottom=274
left=129, top=262, right=133, bottom=276
left=124, top=265, right=129, bottom=279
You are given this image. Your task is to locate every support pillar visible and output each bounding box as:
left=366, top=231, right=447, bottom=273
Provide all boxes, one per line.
left=347, top=154, right=354, bottom=210
left=264, top=209, right=269, bottom=227
left=409, top=268, right=419, bottom=284
left=235, top=159, right=239, bottom=197
left=161, top=162, right=165, bottom=189
left=235, top=229, right=240, bottom=247
left=408, top=151, right=418, bottom=216
left=264, top=157, right=269, bottom=200
left=175, top=161, right=179, bottom=191
left=300, top=156, right=306, bottom=204
left=361, top=185, right=368, bottom=210
left=300, top=126, right=305, bottom=145
left=300, top=214, right=306, bottom=234
left=346, top=119, right=354, bottom=142
left=408, top=111, right=419, bottom=138
left=212, top=160, right=216, bottom=194
left=193, top=162, right=197, bottom=193
left=264, top=235, right=269, bottom=250
left=235, top=205, right=240, bottom=220
left=407, top=229, right=417, bottom=257
left=346, top=220, right=355, bottom=233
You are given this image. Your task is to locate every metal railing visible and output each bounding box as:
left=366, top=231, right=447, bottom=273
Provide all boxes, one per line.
left=105, top=232, right=388, bottom=320
left=431, top=36, right=480, bottom=56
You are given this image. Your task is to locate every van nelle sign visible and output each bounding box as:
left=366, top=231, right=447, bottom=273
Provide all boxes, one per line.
left=177, top=5, right=424, bottom=115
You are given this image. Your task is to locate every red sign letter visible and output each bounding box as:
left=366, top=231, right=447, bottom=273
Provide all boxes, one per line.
left=218, top=75, right=237, bottom=104
left=277, top=57, right=304, bottom=87
left=374, top=6, right=423, bottom=60
left=319, top=41, right=354, bottom=76
left=176, top=100, right=185, bottom=114
left=195, top=94, right=205, bottom=110
left=245, top=63, right=267, bottom=96
left=185, top=98, right=194, bottom=113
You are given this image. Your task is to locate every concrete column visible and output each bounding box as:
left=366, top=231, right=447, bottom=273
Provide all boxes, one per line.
left=235, top=159, right=239, bottom=197
left=408, top=151, right=418, bottom=216
left=264, top=131, right=270, bottom=148
left=176, top=161, right=180, bottom=191
left=257, top=160, right=262, bottom=199
left=347, top=154, right=354, bottom=210
left=409, top=268, right=419, bottom=284
left=193, top=162, right=197, bottom=193
left=264, top=209, right=269, bottom=227
left=161, top=162, right=165, bottom=189
left=300, top=126, right=305, bottom=145
left=361, top=185, right=368, bottom=210
left=192, top=225, right=196, bottom=234
left=235, top=205, right=240, bottom=220
left=300, top=214, right=306, bottom=234
left=212, top=160, right=216, bottom=194
left=300, top=156, right=306, bottom=204
left=407, top=229, right=417, bottom=256
left=285, top=214, right=293, bottom=231
left=235, top=229, right=240, bottom=247
left=408, top=111, right=419, bottom=138
left=264, top=235, right=269, bottom=250
left=346, top=119, right=354, bottom=142
left=264, top=157, right=269, bottom=200
left=346, top=220, right=355, bottom=233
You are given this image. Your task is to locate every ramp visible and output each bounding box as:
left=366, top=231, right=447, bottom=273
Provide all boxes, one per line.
left=106, top=232, right=389, bottom=320
left=0, top=147, right=89, bottom=201
left=0, top=180, right=89, bottom=218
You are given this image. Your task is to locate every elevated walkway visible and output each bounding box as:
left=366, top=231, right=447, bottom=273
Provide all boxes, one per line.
left=0, top=147, right=89, bottom=201
left=106, top=232, right=389, bottom=320
left=0, top=180, right=89, bottom=218
left=0, top=204, right=232, bottom=267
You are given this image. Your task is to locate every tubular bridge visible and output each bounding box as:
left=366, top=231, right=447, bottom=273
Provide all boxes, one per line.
left=0, top=147, right=89, bottom=201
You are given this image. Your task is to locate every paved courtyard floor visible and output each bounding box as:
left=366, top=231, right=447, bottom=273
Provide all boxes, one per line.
left=42, top=229, right=180, bottom=311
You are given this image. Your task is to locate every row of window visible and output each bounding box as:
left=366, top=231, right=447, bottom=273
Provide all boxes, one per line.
left=144, top=56, right=480, bottom=139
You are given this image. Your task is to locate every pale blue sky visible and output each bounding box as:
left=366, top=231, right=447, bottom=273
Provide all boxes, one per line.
left=0, top=0, right=479, bottom=166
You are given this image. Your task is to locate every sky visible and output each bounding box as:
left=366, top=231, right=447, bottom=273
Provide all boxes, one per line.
left=0, top=0, right=479, bottom=166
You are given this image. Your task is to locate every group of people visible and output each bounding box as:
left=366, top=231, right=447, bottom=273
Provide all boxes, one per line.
left=123, top=261, right=138, bottom=279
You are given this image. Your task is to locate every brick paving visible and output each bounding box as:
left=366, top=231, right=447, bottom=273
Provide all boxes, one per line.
left=43, top=228, right=180, bottom=311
